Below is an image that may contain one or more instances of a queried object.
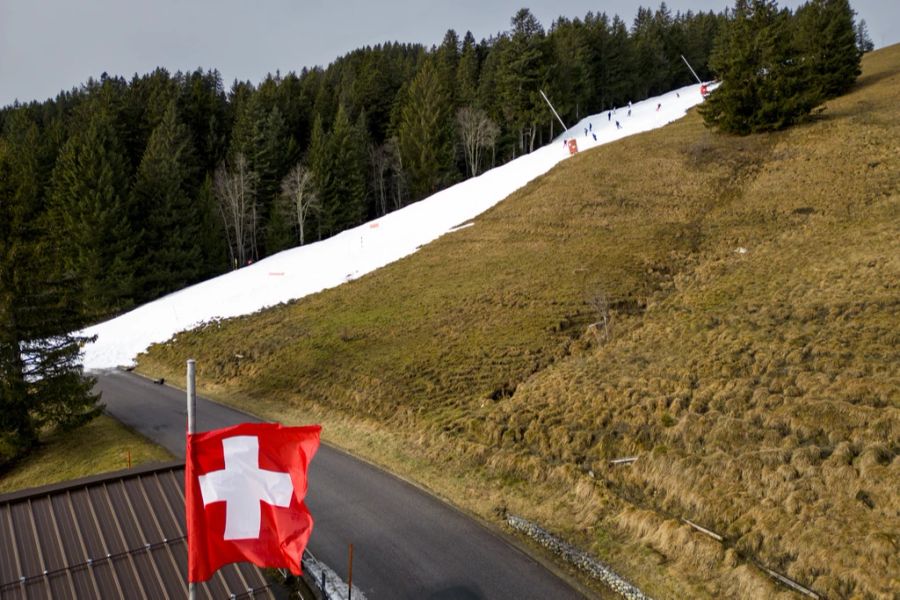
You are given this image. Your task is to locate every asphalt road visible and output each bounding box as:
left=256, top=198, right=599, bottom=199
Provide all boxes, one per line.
left=94, top=370, right=586, bottom=600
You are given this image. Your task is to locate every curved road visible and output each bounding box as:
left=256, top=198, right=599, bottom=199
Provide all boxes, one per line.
left=94, top=370, right=586, bottom=600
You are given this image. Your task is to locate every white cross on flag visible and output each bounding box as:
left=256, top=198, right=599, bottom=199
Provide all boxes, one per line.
left=186, top=422, right=320, bottom=582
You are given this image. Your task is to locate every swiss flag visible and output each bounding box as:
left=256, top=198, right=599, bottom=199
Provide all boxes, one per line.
left=186, top=422, right=321, bottom=582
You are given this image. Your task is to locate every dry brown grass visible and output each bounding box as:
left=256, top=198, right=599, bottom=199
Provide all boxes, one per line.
left=139, top=46, right=900, bottom=598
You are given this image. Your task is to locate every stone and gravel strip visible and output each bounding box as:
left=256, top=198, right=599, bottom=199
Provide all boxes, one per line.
left=301, top=551, right=367, bottom=600
left=507, top=514, right=653, bottom=600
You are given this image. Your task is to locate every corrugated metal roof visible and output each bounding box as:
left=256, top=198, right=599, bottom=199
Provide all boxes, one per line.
left=0, top=462, right=277, bottom=599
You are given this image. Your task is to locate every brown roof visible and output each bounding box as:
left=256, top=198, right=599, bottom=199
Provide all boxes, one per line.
left=0, top=462, right=276, bottom=599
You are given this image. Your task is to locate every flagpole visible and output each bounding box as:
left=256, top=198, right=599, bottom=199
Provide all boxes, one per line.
left=187, top=359, right=196, bottom=435
left=187, top=359, right=196, bottom=600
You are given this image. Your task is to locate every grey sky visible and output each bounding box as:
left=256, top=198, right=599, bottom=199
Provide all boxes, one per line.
left=1, top=0, right=896, bottom=108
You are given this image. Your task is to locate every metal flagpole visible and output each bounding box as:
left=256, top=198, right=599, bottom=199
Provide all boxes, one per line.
left=539, top=89, right=568, bottom=133
left=680, top=54, right=703, bottom=85
left=187, top=359, right=196, bottom=600
left=187, top=359, right=196, bottom=434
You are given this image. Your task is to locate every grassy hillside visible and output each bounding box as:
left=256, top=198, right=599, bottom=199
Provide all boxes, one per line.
left=0, top=415, right=173, bottom=494
left=140, top=46, right=899, bottom=599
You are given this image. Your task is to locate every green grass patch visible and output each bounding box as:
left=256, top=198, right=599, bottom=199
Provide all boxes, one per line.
left=0, top=415, right=173, bottom=494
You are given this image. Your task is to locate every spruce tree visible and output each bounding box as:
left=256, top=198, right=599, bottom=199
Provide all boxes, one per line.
left=180, top=69, right=229, bottom=175
left=48, top=107, right=137, bottom=317
left=308, top=115, right=328, bottom=240
left=397, top=59, right=456, bottom=200
left=257, top=105, right=295, bottom=253
left=632, top=6, right=670, bottom=98
left=547, top=17, right=591, bottom=125
left=700, top=0, right=819, bottom=134
left=1, top=112, right=98, bottom=468
left=195, top=173, right=229, bottom=278
left=456, top=32, right=481, bottom=108
left=606, top=16, right=637, bottom=107
left=795, top=0, right=861, bottom=99
left=129, top=101, right=202, bottom=301
left=855, top=19, right=874, bottom=54
left=476, top=38, right=505, bottom=128
left=305, top=107, right=367, bottom=237
left=322, top=105, right=368, bottom=234
left=498, top=9, right=547, bottom=154
left=436, top=29, right=461, bottom=108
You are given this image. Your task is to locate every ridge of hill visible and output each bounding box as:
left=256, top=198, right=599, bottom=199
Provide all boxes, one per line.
left=139, top=46, right=899, bottom=599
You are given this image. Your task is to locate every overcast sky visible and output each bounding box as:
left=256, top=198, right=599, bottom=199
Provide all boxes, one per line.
left=1, top=0, right=896, bottom=108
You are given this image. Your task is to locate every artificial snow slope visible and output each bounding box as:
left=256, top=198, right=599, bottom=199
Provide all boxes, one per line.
left=81, top=83, right=711, bottom=370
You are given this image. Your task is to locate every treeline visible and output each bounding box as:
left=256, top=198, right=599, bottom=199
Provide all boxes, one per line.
left=0, top=5, right=727, bottom=318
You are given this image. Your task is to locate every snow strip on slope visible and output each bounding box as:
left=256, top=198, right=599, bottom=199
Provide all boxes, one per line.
left=81, top=83, right=710, bottom=370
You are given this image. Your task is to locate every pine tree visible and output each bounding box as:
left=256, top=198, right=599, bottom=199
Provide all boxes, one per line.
left=700, top=0, right=819, bottom=134
left=129, top=100, right=202, bottom=301
left=48, top=107, right=137, bottom=317
left=397, top=59, right=456, bottom=200
left=795, top=0, right=861, bottom=99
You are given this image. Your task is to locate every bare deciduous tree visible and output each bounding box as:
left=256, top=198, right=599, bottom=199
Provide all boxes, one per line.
left=278, top=163, right=320, bottom=246
left=214, top=153, right=258, bottom=268
left=457, top=107, right=500, bottom=178
left=368, top=138, right=407, bottom=216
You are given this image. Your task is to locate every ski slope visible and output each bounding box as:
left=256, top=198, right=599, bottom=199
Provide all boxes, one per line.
left=81, top=83, right=712, bottom=370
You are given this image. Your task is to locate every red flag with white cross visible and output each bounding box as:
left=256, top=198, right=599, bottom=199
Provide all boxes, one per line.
left=185, top=422, right=320, bottom=582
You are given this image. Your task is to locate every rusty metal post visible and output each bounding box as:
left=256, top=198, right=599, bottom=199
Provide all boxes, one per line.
left=347, top=544, right=353, bottom=600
